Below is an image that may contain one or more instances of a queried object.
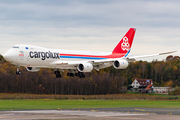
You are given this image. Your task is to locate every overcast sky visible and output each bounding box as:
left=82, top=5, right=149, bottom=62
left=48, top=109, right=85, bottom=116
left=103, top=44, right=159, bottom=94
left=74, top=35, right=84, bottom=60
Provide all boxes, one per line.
left=0, top=0, right=180, bottom=61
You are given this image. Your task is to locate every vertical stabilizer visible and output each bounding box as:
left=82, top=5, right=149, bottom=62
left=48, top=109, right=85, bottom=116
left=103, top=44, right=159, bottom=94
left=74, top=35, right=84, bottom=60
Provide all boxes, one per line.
left=112, top=28, right=136, bottom=56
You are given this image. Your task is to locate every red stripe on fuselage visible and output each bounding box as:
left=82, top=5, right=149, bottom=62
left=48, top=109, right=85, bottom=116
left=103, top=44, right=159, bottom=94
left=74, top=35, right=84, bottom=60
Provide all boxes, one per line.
left=59, top=53, right=124, bottom=58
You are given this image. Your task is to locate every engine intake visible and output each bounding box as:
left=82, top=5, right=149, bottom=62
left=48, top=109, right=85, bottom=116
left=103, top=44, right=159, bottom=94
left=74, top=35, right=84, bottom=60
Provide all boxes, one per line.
left=113, top=60, right=128, bottom=69
left=77, top=63, right=93, bottom=72
left=26, top=67, right=41, bottom=72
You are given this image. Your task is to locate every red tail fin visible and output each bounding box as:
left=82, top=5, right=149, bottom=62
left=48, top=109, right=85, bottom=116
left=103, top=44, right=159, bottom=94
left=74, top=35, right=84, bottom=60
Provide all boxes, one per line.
left=112, top=28, right=136, bottom=55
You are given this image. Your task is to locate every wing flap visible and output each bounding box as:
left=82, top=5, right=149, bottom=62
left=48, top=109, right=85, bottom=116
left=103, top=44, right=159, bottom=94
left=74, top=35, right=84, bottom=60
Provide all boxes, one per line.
left=50, top=60, right=92, bottom=66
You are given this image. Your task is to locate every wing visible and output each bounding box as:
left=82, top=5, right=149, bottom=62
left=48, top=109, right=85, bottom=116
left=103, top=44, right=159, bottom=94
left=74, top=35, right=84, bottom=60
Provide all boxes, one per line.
left=127, top=50, right=177, bottom=60
left=93, top=50, right=177, bottom=63
left=94, top=50, right=177, bottom=70
left=50, top=50, right=176, bottom=71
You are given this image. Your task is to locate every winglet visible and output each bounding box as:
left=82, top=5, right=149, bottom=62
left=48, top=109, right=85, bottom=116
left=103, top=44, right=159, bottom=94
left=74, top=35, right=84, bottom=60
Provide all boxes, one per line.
left=112, top=28, right=136, bottom=56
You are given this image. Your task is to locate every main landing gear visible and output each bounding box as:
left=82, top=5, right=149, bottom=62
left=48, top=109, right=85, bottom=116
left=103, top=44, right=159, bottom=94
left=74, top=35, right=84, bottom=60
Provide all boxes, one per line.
left=16, top=66, right=21, bottom=75
left=54, top=70, right=61, bottom=78
left=67, top=72, right=85, bottom=78
left=55, top=69, right=85, bottom=78
left=77, top=72, right=85, bottom=78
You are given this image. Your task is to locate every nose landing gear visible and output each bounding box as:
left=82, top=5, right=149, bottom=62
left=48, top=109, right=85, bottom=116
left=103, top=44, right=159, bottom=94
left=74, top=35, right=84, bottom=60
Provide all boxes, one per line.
left=16, top=66, right=21, bottom=75
left=16, top=71, right=21, bottom=75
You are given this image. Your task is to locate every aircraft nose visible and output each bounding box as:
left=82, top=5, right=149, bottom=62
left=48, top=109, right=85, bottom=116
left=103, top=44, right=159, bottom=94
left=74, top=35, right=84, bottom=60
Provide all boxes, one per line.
left=3, top=51, right=11, bottom=61
left=3, top=49, right=16, bottom=62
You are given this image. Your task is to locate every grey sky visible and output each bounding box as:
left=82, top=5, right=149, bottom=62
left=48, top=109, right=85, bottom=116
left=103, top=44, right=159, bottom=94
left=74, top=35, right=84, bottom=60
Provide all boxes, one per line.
left=0, top=0, right=180, bottom=61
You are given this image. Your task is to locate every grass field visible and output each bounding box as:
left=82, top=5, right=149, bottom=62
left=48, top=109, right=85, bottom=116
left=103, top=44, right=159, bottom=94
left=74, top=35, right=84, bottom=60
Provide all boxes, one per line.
left=0, top=99, right=180, bottom=111
left=0, top=93, right=179, bottom=100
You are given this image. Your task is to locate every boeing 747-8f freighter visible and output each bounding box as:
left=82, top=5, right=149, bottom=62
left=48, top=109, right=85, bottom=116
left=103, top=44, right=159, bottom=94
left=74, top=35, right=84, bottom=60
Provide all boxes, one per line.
left=3, top=28, right=176, bottom=78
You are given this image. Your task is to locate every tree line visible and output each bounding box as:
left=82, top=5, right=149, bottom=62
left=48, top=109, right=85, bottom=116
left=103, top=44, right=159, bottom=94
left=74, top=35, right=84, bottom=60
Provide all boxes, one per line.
left=0, top=55, right=179, bottom=95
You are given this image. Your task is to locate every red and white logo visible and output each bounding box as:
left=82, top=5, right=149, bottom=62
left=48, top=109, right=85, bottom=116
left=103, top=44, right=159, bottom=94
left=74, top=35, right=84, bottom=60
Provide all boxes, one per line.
left=121, top=36, right=130, bottom=51
left=19, top=51, right=24, bottom=56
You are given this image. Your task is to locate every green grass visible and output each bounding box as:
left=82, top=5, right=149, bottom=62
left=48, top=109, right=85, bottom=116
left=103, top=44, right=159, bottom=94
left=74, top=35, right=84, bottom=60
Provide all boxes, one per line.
left=0, top=99, right=180, bottom=111
left=127, top=91, right=168, bottom=96
left=126, top=91, right=176, bottom=98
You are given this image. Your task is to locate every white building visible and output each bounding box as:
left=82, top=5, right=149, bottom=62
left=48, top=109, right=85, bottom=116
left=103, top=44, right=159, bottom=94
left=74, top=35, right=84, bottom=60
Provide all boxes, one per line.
left=152, top=87, right=170, bottom=93
left=131, top=79, right=153, bottom=89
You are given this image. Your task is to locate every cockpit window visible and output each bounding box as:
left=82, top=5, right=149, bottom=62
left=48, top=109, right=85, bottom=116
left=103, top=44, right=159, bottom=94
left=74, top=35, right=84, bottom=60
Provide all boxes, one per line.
left=12, top=46, right=19, bottom=48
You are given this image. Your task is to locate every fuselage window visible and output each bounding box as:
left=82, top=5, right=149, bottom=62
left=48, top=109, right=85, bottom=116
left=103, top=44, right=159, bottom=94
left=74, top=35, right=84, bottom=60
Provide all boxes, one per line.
left=12, top=46, right=19, bottom=48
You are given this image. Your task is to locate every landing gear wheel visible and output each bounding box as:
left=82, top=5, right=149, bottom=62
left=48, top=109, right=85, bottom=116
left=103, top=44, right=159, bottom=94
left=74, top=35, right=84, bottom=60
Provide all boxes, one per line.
left=67, top=73, right=70, bottom=76
left=55, top=70, right=61, bottom=78
left=77, top=72, right=85, bottom=78
left=56, top=74, right=61, bottom=78
left=16, top=71, right=21, bottom=75
left=67, top=73, right=75, bottom=77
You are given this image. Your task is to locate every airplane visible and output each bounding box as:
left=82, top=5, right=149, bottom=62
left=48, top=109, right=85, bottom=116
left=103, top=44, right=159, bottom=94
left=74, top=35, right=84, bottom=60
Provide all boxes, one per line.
left=2, top=28, right=176, bottom=78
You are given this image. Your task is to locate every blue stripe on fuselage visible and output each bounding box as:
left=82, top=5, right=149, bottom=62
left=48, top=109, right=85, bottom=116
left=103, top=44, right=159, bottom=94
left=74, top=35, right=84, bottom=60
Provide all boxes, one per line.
left=60, top=56, right=107, bottom=60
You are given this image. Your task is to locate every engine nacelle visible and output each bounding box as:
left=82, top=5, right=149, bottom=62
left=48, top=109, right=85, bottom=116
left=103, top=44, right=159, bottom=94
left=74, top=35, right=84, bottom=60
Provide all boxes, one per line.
left=113, top=60, right=129, bottom=69
left=77, top=63, right=93, bottom=72
left=26, top=67, right=41, bottom=72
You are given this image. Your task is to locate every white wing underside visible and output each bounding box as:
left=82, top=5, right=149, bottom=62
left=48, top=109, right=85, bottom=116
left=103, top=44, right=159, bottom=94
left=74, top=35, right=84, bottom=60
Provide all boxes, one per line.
left=50, top=51, right=176, bottom=71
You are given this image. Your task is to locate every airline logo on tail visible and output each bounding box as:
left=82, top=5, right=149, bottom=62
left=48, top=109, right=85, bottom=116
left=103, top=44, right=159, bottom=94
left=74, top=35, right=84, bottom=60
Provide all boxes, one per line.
left=121, top=36, right=130, bottom=51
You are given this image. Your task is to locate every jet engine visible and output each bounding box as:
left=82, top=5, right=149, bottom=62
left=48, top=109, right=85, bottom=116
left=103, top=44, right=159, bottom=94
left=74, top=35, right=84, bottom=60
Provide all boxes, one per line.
left=77, top=63, right=93, bottom=72
left=113, top=60, right=129, bottom=69
left=26, top=67, right=41, bottom=72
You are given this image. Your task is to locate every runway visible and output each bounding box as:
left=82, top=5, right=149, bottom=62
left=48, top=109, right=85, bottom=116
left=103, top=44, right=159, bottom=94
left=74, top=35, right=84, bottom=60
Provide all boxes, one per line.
left=0, top=109, right=180, bottom=120
left=79, top=107, right=180, bottom=115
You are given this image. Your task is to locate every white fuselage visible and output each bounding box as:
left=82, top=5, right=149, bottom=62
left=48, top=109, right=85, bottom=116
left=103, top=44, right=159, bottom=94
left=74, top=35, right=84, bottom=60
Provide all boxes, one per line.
left=3, top=44, right=112, bottom=69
